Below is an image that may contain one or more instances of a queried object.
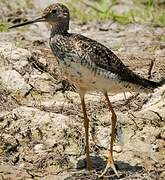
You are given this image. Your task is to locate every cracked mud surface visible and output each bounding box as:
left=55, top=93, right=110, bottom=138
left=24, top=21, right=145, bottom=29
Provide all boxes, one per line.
left=0, top=1, right=165, bottom=180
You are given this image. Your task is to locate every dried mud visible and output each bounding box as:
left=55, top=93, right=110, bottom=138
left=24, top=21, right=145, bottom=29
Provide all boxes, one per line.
left=0, top=2, right=165, bottom=180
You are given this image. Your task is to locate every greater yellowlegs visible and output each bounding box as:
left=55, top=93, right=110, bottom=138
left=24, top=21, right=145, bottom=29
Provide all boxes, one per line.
left=9, top=3, right=163, bottom=177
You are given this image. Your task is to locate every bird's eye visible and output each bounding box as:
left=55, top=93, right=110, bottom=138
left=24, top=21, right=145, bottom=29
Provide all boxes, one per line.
left=52, top=9, right=57, bottom=14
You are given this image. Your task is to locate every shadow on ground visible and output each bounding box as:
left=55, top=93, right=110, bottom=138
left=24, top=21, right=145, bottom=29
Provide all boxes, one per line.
left=66, top=155, right=144, bottom=179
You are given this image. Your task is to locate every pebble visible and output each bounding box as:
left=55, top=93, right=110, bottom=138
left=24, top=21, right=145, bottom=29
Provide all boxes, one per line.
left=34, top=144, right=45, bottom=153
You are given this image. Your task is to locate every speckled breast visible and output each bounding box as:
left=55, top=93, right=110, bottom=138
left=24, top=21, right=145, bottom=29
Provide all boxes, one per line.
left=49, top=35, right=135, bottom=93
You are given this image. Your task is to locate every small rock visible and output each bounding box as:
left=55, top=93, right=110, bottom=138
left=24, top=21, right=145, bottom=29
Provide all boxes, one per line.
left=29, top=73, right=56, bottom=93
left=114, top=145, right=122, bottom=153
left=34, top=144, right=45, bottom=153
left=19, top=163, right=25, bottom=168
left=64, top=140, right=79, bottom=155
left=152, top=144, right=159, bottom=152
left=0, top=69, right=31, bottom=96
left=160, top=171, right=165, bottom=178
left=160, top=129, right=165, bottom=140
left=0, top=42, right=30, bottom=74
left=0, top=42, right=31, bottom=62
left=96, top=127, right=110, bottom=149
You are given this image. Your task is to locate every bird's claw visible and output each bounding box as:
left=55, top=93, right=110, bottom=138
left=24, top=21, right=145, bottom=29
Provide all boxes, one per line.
left=99, top=161, right=119, bottom=178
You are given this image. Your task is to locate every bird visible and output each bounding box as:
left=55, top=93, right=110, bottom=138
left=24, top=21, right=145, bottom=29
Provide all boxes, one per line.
left=9, top=3, right=164, bottom=177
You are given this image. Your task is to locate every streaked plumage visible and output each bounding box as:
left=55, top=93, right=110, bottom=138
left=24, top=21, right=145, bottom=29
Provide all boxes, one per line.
left=50, top=33, right=161, bottom=93
left=9, top=3, right=164, bottom=178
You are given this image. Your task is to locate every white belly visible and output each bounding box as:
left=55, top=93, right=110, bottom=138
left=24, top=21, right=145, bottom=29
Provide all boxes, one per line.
left=60, top=62, right=128, bottom=93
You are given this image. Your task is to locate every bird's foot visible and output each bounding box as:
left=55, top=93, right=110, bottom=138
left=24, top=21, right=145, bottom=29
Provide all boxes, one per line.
left=99, top=160, right=119, bottom=178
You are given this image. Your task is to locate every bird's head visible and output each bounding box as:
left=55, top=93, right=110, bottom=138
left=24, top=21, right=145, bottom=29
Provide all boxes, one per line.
left=9, top=3, right=70, bottom=31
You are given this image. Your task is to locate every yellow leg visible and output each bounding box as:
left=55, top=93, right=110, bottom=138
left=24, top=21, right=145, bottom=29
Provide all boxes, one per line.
left=80, top=92, right=92, bottom=170
left=100, top=92, right=119, bottom=177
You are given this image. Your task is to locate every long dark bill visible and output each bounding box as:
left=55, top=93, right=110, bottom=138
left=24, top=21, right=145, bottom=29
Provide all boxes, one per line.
left=8, top=17, right=45, bottom=29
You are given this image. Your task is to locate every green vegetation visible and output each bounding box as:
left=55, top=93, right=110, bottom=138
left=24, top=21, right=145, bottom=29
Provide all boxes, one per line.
left=0, top=0, right=33, bottom=32
left=66, top=0, right=165, bottom=26
left=0, top=0, right=32, bottom=10
left=0, top=0, right=164, bottom=28
left=147, top=44, right=161, bottom=53
left=159, top=35, right=165, bottom=41
left=0, top=21, right=9, bottom=32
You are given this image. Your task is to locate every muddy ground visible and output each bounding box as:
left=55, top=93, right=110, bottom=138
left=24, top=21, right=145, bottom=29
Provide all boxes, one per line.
left=0, top=1, right=165, bottom=180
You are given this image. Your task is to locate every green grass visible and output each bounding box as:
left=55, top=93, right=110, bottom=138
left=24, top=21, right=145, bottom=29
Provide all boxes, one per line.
left=152, top=10, right=165, bottom=27
left=0, top=21, right=9, bottom=32
left=0, top=0, right=33, bottom=32
left=133, top=0, right=165, bottom=26
left=147, top=45, right=161, bottom=53
left=159, top=35, right=165, bottom=41
left=66, top=0, right=165, bottom=26
left=0, top=0, right=164, bottom=27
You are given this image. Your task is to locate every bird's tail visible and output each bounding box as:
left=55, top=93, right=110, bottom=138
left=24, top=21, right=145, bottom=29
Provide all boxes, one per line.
left=140, top=78, right=165, bottom=89
left=130, top=77, right=165, bottom=93
left=121, top=70, right=165, bottom=93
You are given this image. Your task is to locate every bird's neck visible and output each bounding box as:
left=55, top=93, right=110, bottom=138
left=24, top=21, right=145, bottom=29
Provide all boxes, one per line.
left=50, top=20, right=69, bottom=37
